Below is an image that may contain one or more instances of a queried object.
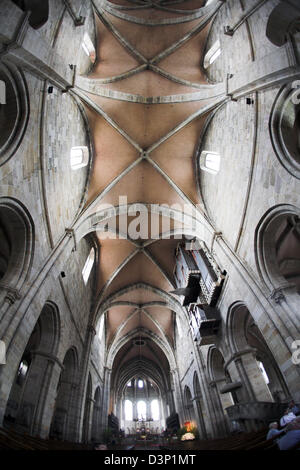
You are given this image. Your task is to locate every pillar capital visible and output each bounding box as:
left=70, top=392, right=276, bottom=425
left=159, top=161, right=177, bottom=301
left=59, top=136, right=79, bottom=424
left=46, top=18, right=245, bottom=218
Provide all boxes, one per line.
left=31, top=350, right=64, bottom=370
left=269, top=287, right=286, bottom=304
left=0, top=284, right=21, bottom=305
left=87, top=324, right=97, bottom=337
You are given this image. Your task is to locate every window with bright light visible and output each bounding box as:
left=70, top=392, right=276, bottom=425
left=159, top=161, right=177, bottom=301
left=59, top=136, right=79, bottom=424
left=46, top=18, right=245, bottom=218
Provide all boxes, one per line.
left=97, top=315, right=105, bottom=339
left=204, top=40, right=221, bottom=69
left=82, top=33, right=96, bottom=63
left=82, top=248, right=95, bottom=285
left=200, top=151, right=220, bottom=175
left=137, top=400, right=146, bottom=420
left=125, top=400, right=133, bottom=421
left=138, top=379, right=144, bottom=389
left=16, top=360, right=29, bottom=385
left=257, top=360, right=270, bottom=385
left=151, top=399, right=160, bottom=421
left=70, top=146, right=89, bottom=170
left=127, top=380, right=132, bottom=387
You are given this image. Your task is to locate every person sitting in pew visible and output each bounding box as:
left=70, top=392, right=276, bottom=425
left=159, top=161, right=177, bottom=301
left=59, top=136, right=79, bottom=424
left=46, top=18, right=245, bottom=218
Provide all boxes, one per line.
left=267, top=422, right=283, bottom=443
left=278, top=417, right=300, bottom=450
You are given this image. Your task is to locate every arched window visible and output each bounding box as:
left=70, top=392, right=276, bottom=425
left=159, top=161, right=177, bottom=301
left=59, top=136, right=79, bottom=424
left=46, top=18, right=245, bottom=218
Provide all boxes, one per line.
left=266, top=1, right=300, bottom=47
left=0, top=64, right=29, bottom=166
left=97, top=315, right=105, bottom=340
left=151, top=399, right=160, bottom=421
left=137, top=400, right=146, bottom=420
left=82, top=33, right=96, bottom=63
left=270, top=82, right=300, bottom=178
left=138, top=379, right=144, bottom=389
left=125, top=400, right=133, bottom=421
left=70, top=146, right=89, bottom=170
left=257, top=360, right=270, bottom=385
left=204, top=40, right=221, bottom=69
left=200, top=151, right=220, bottom=174
left=16, top=359, right=29, bottom=386
left=255, top=206, right=300, bottom=295
left=82, top=248, right=95, bottom=285
left=11, top=0, right=49, bottom=29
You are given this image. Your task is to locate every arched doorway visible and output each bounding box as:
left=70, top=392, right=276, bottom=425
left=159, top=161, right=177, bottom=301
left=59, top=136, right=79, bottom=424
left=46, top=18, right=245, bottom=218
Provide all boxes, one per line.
left=0, top=198, right=34, bottom=305
left=184, top=386, right=196, bottom=424
left=208, top=347, right=232, bottom=436
left=50, top=347, right=78, bottom=441
left=228, top=303, right=289, bottom=403
left=91, top=386, right=101, bottom=443
left=226, top=303, right=290, bottom=430
left=193, top=372, right=207, bottom=439
left=4, top=302, right=60, bottom=435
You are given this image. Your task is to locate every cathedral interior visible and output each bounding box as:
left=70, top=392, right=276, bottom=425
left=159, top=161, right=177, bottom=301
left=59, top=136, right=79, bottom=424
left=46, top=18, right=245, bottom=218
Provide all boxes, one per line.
left=0, top=0, right=300, bottom=451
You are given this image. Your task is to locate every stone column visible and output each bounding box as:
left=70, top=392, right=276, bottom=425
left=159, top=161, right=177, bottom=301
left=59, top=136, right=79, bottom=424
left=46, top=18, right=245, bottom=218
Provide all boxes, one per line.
left=72, top=324, right=96, bottom=442
left=192, top=394, right=208, bottom=439
left=132, top=399, right=137, bottom=421
left=101, top=366, right=112, bottom=433
left=146, top=400, right=151, bottom=421
left=208, top=381, right=229, bottom=437
left=83, top=395, right=95, bottom=443
left=171, top=368, right=184, bottom=425
left=0, top=1, right=74, bottom=91
left=227, top=349, right=273, bottom=402
left=192, top=343, right=219, bottom=438
left=30, top=352, right=64, bottom=438
left=91, top=403, right=101, bottom=442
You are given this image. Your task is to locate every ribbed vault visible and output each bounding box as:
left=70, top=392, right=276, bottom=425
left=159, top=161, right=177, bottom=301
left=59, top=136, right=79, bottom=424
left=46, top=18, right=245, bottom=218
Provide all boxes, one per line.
left=75, top=0, right=224, bottom=383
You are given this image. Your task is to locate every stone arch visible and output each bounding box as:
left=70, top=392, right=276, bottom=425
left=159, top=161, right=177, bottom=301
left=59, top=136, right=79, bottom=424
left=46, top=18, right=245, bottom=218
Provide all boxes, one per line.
left=0, top=62, right=29, bottom=167
left=50, top=347, right=79, bottom=441
left=207, top=346, right=226, bottom=382
left=11, top=1, right=49, bottom=29
left=106, top=326, right=177, bottom=372
left=254, top=204, right=300, bottom=295
left=94, top=282, right=187, bottom=335
left=207, top=346, right=231, bottom=435
left=226, top=302, right=290, bottom=403
left=269, top=82, right=300, bottom=179
left=74, top=202, right=214, bottom=254
left=0, top=197, right=34, bottom=297
left=3, top=301, right=60, bottom=435
left=184, top=385, right=196, bottom=423
left=266, top=0, right=300, bottom=47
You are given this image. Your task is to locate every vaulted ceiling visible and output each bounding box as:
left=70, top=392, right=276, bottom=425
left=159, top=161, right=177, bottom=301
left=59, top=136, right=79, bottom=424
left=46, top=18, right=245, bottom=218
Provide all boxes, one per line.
left=76, top=0, right=220, bottom=384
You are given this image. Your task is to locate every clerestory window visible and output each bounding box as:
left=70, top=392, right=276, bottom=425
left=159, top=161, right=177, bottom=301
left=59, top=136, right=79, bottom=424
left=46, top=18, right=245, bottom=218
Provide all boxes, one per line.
left=138, top=379, right=144, bottom=389
left=203, top=40, right=221, bottom=69
left=70, top=146, right=88, bottom=170
left=125, top=400, right=133, bottom=421
left=82, top=33, right=96, bottom=63
left=82, top=248, right=95, bottom=285
left=200, top=151, right=220, bottom=175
